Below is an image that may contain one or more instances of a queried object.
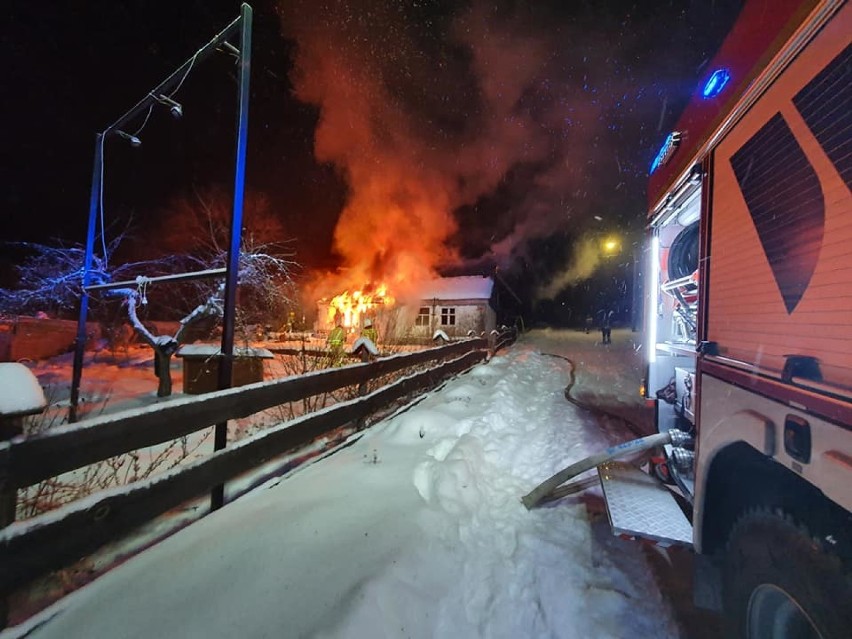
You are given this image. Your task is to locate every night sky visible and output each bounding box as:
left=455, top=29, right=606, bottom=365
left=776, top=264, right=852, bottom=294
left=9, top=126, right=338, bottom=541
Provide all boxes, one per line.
left=2, top=0, right=743, bottom=322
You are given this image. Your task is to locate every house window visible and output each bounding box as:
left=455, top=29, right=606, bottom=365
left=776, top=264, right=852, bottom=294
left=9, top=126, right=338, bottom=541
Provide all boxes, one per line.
left=415, top=306, right=431, bottom=326
left=440, top=307, right=456, bottom=326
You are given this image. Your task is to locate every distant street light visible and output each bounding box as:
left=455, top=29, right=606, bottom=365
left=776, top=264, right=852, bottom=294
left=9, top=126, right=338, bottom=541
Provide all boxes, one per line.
left=601, top=236, right=621, bottom=256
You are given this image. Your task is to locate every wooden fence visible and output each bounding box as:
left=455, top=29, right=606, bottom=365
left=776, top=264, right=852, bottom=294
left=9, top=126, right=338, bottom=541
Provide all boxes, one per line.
left=0, top=330, right=516, bottom=615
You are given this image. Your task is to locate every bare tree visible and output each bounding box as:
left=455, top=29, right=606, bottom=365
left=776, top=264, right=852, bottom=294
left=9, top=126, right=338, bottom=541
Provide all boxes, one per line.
left=154, top=185, right=291, bottom=259
left=2, top=190, right=298, bottom=397
left=0, top=239, right=129, bottom=317
left=112, top=245, right=296, bottom=396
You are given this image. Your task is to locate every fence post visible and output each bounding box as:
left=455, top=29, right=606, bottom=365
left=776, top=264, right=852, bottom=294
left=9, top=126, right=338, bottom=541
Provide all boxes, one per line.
left=353, top=340, right=377, bottom=400
left=0, top=413, right=19, bottom=628
left=0, top=417, right=22, bottom=531
left=488, top=330, right=498, bottom=357
left=0, top=365, right=46, bottom=529
left=358, top=349, right=371, bottom=396
left=0, top=363, right=46, bottom=628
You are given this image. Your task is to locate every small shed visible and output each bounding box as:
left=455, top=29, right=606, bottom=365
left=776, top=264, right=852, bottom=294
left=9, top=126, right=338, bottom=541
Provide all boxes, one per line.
left=176, top=345, right=274, bottom=395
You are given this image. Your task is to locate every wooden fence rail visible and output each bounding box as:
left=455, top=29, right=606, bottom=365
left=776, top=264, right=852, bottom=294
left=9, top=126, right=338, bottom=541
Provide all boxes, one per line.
left=3, top=337, right=486, bottom=490
left=0, top=349, right=488, bottom=595
left=0, top=331, right=522, bottom=604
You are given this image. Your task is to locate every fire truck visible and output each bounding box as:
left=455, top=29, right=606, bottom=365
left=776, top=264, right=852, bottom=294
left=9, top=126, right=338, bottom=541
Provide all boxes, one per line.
left=525, top=1, right=851, bottom=636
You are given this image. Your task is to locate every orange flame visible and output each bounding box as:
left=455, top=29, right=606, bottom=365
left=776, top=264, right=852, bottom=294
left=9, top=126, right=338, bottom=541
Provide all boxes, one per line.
left=326, top=283, right=395, bottom=328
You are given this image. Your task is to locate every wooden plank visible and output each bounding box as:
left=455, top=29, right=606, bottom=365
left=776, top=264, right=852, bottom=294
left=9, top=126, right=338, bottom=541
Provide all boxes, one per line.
left=5, top=338, right=486, bottom=489
left=267, top=347, right=339, bottom=357
left=0, top=349, right=485, bottom=595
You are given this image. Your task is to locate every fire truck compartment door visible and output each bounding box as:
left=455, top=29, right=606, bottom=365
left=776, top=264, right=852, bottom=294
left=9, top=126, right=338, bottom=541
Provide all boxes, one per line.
left=598, top=461, right=693, bottom=547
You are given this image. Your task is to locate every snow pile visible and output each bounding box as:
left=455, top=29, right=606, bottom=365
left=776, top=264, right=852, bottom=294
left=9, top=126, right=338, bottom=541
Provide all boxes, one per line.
left=0, top=363, right=46, bottom=416
left=7, top=329, right=677, bottom=639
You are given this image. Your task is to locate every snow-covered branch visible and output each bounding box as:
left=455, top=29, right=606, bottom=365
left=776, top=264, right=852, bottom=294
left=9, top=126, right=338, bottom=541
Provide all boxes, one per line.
left=1, top=214, right=299, bottom=396
left=174, top=282, right=225, bottom=344
left=0, top=242, right=107, bottom=315
left=0, top=238, right=184, bottom=318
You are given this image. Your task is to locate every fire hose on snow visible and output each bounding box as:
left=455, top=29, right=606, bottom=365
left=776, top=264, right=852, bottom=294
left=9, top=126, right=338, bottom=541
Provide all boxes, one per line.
left=521, top=353, right=693, bottom=510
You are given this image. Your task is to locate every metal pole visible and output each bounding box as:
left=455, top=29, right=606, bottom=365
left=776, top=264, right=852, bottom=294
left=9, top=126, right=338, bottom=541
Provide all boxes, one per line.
left=84, top=267, right=227, bottom=292
left=211, top=3, right=252, bottom=511
left=69, top=134, right=103, bottom=423
left=69, top=10, right=244, bottom=423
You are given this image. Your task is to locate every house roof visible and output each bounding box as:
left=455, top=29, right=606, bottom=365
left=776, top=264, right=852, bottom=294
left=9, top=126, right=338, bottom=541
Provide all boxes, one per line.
left=418, top=276, right=494, bottom=301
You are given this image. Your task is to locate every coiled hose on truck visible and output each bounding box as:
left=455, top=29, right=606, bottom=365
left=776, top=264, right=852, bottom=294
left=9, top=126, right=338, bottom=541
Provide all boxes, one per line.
left=521, top=352, right=692, bottom=510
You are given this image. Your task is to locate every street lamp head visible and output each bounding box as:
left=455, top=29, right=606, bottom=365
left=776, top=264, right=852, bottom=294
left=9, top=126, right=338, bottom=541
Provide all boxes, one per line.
left=154, top=94, right=183, bottom=119
left=115, top=130, right=142, bottom=147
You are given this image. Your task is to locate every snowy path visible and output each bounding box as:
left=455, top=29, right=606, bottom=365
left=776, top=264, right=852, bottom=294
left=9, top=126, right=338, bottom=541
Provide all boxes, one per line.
left=9, top=330, right=678, bottom=639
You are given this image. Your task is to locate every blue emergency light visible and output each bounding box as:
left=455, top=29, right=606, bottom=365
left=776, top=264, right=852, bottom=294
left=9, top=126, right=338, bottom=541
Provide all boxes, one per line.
left=650, top=131, right=682, bottom=174
left=702, top=68, right=731, bottom=99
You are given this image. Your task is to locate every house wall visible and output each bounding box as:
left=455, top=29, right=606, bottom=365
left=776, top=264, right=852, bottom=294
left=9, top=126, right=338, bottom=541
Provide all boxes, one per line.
left=409, top=299, right=495, bottom=339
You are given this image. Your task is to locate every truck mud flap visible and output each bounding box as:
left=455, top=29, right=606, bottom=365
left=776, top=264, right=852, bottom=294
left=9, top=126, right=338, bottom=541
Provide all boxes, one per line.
left=598, top=461, right=693, bottom=547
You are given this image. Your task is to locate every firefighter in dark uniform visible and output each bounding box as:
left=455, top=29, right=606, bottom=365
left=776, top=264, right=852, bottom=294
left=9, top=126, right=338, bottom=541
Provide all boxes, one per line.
left=600, top=309, right=613, bottom=344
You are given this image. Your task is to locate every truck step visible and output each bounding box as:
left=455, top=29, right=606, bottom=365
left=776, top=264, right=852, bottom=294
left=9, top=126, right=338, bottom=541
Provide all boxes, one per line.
left=597, top=461, right=693, bottom=547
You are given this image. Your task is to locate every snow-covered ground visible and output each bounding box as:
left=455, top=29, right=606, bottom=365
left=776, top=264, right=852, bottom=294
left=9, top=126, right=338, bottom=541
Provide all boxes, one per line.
left=5, top=328, right=688, bottom=639
left=22, top=346, right=186, bottom=424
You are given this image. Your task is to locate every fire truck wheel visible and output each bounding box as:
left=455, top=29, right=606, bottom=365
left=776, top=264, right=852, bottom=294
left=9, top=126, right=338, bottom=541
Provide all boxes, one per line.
left=722, top=509, right=852, bottom=639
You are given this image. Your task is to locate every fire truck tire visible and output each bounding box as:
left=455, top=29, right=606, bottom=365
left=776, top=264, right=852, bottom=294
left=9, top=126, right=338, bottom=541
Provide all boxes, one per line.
left=722, top=509, right=852, bottom=639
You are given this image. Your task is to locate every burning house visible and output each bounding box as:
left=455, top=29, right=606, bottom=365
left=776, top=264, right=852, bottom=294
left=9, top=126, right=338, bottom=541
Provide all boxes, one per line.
left=316, top=275, right=498, bottom=341
left=315, top=283, right=395, bottom=335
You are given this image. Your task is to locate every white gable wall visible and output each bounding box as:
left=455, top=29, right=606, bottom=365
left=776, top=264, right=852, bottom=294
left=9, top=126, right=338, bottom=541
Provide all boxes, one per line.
left=409, top=298, right=496, bottom=339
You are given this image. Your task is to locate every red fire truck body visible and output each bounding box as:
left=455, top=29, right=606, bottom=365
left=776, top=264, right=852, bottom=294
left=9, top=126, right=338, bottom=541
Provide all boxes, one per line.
left=629, top=0, right=851, bottom=634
